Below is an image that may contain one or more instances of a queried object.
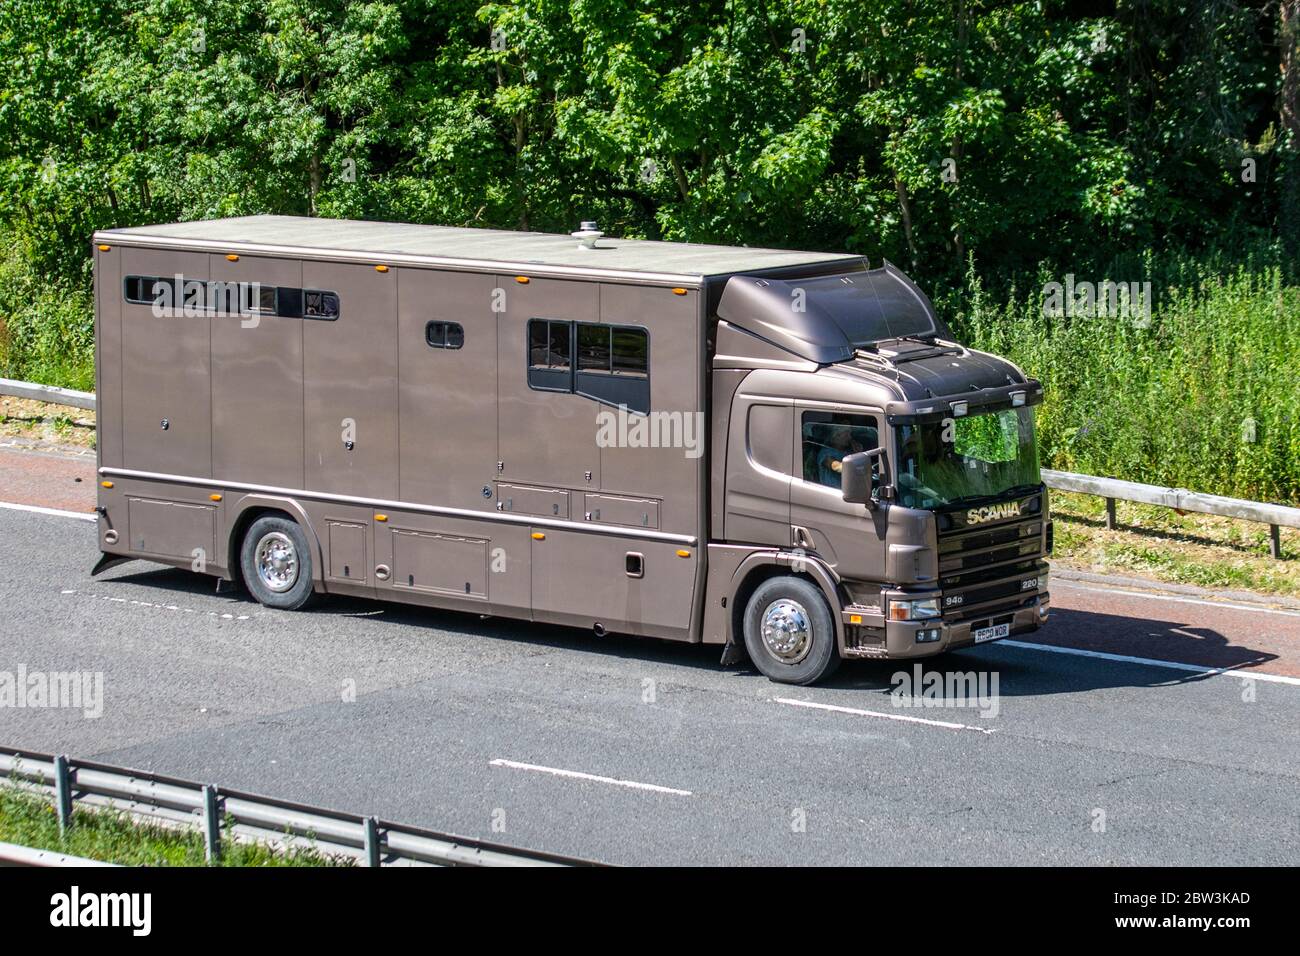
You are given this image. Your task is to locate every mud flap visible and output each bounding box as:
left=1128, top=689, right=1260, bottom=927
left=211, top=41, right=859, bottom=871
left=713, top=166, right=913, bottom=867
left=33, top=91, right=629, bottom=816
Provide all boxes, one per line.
left=719, top=642, right=747, bottom=666
left=90, top=553, right=133, bottom=577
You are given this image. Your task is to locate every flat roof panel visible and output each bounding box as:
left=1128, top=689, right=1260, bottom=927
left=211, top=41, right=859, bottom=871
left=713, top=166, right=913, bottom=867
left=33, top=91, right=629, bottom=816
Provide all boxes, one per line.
left=98, top=215, right=862, bottom=279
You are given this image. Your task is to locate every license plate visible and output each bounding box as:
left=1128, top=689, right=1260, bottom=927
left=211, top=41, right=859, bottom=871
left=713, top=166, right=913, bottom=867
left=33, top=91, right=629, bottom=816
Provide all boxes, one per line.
left=973, top=623, right=1010, bottom=644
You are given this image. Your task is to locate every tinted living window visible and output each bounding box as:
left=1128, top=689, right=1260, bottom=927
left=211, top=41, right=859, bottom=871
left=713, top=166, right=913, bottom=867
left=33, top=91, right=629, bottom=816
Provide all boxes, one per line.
left=529, top=319, right=571, bottom=369
left=527, top=320, right=650, bottom=413
left=304, top=290, right=340, bottom=319
left=425, top=321, right=464, bottom=349
left=123, top=275, right=152, bottom=303
left=611, top=327, right=648, bottom=377
left=124, top=275, right=175, bottom=305
left=578, top=324, right=611, bottom=371
left=242, top=283, right=278, bottom=314
left=123, top=275, right=338, bottom=320
left=575, top=323, right=650, bottom=413
left=527, top=319, right=573, bottom=392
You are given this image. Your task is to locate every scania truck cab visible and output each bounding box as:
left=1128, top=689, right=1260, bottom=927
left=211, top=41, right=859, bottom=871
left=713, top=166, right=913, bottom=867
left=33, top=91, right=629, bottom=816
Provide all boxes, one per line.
left=709, top=266, right=1051, bottom=683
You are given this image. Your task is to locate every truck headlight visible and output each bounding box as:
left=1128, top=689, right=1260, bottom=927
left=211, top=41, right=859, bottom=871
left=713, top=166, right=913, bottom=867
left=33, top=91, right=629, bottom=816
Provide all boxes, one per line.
left=1037, top=570, right=1049, bottom=591
left=889, top=597, right=941, bottom=621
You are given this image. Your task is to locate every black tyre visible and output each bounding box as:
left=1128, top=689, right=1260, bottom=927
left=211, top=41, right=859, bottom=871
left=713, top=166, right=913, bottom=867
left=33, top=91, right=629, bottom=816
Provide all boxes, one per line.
left=742, top=576, right=841, bottom=685
left=240, top=515, right=318, bottom=611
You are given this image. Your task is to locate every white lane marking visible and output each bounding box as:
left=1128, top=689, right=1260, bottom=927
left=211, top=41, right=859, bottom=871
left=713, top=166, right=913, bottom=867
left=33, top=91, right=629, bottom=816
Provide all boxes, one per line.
left=0, top=500, right=95, bottom=521
left=1055, top=580, right=1300, bottom=618
left=489, top=759, right=693, bottom=796
left=1000, top=640, right=1300, bottom=686
left=60, top=588, right=252, bottom=621
left=774, top=697, right=996, bottom=734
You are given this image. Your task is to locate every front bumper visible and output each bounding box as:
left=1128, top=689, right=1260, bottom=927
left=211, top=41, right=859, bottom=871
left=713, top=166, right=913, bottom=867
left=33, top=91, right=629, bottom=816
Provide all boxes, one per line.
left=840, top=590, right=1049, bottom=659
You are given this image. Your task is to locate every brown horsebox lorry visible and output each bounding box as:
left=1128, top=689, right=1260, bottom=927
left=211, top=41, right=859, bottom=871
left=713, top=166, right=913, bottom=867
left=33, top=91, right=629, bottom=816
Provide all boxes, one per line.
left=89, top=216, right=1052, bottom=685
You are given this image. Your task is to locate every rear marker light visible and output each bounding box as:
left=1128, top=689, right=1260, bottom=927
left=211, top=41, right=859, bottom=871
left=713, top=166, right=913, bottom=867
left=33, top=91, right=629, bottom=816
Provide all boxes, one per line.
left=226, top=254, right=239, bottom=261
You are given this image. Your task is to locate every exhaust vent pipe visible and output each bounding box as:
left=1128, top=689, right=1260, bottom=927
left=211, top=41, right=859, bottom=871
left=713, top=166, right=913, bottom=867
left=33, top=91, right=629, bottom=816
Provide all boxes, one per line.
left=572, top=221, right=604, bottom=250
left=593, top=622, right=607, bottom=637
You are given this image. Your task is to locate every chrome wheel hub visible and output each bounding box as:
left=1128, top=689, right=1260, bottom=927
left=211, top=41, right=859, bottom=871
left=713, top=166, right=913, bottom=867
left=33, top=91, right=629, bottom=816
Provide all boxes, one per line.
left=760, top=599, right=812, bottom=664
left=255, top=532, right=298, bottom=593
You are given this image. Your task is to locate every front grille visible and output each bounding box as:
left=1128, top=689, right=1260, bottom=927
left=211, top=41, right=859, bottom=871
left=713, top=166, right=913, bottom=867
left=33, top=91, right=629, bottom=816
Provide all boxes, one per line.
left=944, top=593, right=1037, bottom=625
left=939, top=518, right=1043, bottom=575
left=937, top=508, right=1045, bottom=623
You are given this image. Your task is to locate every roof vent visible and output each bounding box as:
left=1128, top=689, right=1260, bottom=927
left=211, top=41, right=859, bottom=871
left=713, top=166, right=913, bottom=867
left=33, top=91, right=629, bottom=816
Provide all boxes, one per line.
left=572, top=221, right=604, bottom=250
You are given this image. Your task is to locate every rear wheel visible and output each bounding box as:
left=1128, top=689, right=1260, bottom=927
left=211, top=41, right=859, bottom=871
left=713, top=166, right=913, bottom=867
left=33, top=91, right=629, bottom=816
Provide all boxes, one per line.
left=742, top=576, right=840, bottom=685
left=240, top=515, right=318, bottom=610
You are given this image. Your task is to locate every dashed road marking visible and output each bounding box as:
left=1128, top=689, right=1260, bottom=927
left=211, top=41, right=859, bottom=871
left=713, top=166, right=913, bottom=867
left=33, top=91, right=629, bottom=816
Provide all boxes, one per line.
left=774, top=696, right=997, bottom=734
left=489, top=758, right=693, bottom=796
left=60, top=588, right=252, bottom=621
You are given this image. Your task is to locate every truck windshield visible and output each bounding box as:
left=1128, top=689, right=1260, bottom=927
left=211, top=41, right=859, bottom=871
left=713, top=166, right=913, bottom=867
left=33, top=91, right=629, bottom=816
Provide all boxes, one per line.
left=895, top=407, right=1040, bottom=510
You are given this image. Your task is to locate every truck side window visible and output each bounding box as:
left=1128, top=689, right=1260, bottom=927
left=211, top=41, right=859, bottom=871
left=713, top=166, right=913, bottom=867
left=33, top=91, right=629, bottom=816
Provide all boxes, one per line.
left=578, top=324, right=611, bottom=371
left=122, top=275, right=339, bottom=320
left=303, top=290, right=340, bottom=319
left=611, top=327, right=648, bottom=377
left=528, top=320, right=650, bottom=413
left=801, top=411, right=879, bottom=489
left=243, top=283, right=278, bottom=315
left=527, top=319, right=573, bottom=392
left=124, top=275, right=162, bottom=303
left=575, top=323, right=649, bottom=413
left=425, top=321, right=464, bottom=349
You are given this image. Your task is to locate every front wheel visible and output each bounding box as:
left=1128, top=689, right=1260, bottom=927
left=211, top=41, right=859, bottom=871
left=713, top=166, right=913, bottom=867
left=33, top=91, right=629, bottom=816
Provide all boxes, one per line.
left=742, top=576, right=840, bottom=685
left=240, top=515, right=318, bottom=611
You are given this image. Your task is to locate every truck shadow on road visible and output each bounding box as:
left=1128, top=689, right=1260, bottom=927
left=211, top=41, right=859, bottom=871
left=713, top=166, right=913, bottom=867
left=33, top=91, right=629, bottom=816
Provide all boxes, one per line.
left=95, top=568, right=1280, bottom=698
left=832, top=605, right=1279, bottom=697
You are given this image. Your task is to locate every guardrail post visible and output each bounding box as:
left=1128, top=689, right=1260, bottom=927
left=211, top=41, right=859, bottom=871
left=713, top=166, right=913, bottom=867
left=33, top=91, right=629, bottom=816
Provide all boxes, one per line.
left=364, top=816, right=381, bottom=867
left=202, top=785, right=221, bottom=863
left=1269, top=524, right=1282, bottom=560
left=53, top=755, right=73, bottom=836
left=1105, top=497, right=1117, bottom=530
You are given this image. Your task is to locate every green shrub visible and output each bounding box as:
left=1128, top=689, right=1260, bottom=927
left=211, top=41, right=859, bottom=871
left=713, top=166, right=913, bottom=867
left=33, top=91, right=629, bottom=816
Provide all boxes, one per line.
left=0, top=233, right=95, bottom=391
left=947, top=245, right=1300, bottom=504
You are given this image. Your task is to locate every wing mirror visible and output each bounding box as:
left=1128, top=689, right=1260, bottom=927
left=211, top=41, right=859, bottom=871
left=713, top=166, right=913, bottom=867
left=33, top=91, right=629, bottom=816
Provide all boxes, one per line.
left=841, top=447, right=893, bottom=506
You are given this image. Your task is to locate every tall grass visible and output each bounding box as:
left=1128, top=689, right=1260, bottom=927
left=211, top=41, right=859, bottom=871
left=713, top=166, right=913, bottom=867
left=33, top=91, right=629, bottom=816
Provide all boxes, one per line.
left=0, top=232, right=95, bottom=391
left=946, top=248, right=1300, bottom=505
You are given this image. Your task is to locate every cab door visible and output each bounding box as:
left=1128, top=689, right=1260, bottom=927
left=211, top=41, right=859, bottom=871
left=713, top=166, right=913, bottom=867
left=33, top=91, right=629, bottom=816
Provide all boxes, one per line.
left=788, top=403, right=888, bottom=580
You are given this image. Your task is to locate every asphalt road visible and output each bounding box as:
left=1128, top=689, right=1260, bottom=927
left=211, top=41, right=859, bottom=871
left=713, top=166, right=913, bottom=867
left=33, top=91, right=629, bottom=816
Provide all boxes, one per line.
left=2, top=503, right=1298, bottom=865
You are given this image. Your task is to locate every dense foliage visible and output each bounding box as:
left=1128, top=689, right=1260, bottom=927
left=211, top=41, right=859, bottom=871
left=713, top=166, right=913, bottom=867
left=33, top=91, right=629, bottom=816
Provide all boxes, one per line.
left=0, top=1, right=1297, bottom=499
